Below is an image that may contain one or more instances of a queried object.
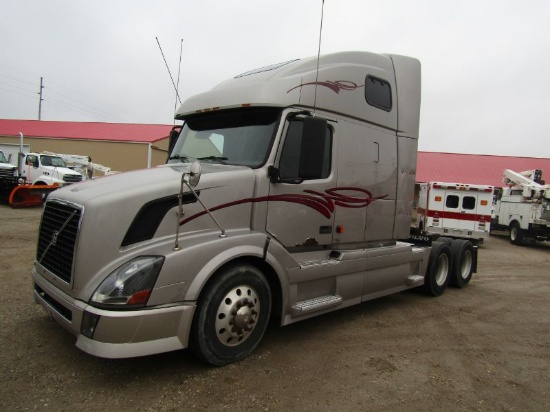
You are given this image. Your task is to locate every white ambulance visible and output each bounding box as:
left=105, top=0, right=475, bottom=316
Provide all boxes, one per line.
left=416, top=182, right=494, bottom=243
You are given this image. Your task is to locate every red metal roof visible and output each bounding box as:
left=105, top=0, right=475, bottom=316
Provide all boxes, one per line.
left=0, top=119, right=173, bottom=143
left=417, top=152, right=550, bottom=187
left=2, top=120, right=549, bottom=186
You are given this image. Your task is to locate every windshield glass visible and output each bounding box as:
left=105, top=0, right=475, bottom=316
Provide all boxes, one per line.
left=0, top=152, right=7, bottom=163
left=40, top=155, right=67, bottom=167
left=168, top=108, right=281, bottom=168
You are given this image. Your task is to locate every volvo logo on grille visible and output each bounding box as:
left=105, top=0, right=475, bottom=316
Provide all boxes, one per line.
left=51, top=230, right=59, bottom=245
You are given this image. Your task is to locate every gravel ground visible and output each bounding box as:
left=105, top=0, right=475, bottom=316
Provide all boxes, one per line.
left=0, top=204, right=549, bottom=411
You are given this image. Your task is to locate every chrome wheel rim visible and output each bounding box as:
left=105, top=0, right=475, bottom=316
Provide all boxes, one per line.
left=215, top=285, right=260, bottom=347
left=460, top=250, right=472, bottom=279
left=435, top=253, right=450, bottom=286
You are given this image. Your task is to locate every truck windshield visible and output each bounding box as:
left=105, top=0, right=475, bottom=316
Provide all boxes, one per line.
left=0, top=152, right=7, bottom=163
left=168, top=107, right=281, bottom=168
left=40, top=155, right=67, bottom=167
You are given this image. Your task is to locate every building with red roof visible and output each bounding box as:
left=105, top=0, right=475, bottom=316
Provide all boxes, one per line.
left=417, top=152, right=550, bottom=187
left=0, top=119, right=174, bottom=172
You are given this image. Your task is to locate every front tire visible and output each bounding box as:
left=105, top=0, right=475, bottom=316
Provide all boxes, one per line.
left=190, top=263, right=271, bottom=366
left=422, top=241, right=451, bottom=297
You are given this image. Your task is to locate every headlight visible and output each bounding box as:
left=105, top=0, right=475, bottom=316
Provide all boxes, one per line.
left=90, top=256, right=164, bottom=308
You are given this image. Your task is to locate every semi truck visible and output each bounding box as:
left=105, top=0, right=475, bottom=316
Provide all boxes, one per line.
left=491, top=169, right=550, bottom=244
left=32, top=51, right=477, bottom=366
left=415, top=182, right=494, bottom=244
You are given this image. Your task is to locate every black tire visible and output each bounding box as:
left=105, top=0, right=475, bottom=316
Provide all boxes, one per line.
left=509, top=222, right=524, bottom=245
left=449, top=239, right=474, bottom=288
left=437, top=236, right=454, bottom=246
left=190, top=263, right=271, bottom=366
left=422, top=241, right=451, bottom=297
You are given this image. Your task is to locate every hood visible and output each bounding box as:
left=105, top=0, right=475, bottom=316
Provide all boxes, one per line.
left=52, top=163, right=253, bottom=207
left=43, top=165, right=81, bottom=176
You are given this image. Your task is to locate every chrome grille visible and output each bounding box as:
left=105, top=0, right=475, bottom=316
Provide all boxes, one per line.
left=36, top=202, right=82, bottom=283
left=63, top=174, right=83, bottom=183
left=0, top=167, right=16, bottom=178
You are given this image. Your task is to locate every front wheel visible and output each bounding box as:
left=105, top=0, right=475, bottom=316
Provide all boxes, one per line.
left=422, top=241, right=451, bottom=297
left=190, top=263, right=272, bottom=366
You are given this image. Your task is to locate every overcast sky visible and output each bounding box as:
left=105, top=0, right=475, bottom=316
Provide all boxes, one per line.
left=1, top=0, right=549, bottom=157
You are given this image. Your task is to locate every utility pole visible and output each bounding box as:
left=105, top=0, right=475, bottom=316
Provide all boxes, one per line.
left=38, top=77, right=44, bottom=120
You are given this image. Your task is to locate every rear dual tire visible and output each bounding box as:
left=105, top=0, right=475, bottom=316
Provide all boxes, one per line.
left=448, top=239, right=474, bottom=288
left=423, top=238, right=475, bottom=296
left=422, top=241, right=451, bottom=296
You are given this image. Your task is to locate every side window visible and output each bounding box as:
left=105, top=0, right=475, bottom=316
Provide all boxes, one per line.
left=279, top=120, right=332, bottom=180
left=445, top=195, right=459, bottom=209
left=462, top=196, right=476, bottom=210
left=26, top=155, right=38, bottom=167
left=365, top=75, right=392, bottom=111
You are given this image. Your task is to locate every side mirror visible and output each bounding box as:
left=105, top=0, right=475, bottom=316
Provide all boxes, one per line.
left=299, top=116, right=327, bottom=179
left=168, top=126, right=182, bottom=160
left=186, top=161, right=202, bottom=187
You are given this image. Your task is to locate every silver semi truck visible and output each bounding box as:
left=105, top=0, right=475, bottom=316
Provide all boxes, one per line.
left=32, top=51, right=476, bottom=365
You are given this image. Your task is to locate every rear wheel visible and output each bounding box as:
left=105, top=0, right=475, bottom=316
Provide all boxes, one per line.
left=449, top=239, right=474, bottom=288
left=510, top=222, right=524, bottom=245
left=437, top=236, right=454, bottom=246
left=422, top=241, right=451, bottom=297
left=190, top=263, right=271, bottom=366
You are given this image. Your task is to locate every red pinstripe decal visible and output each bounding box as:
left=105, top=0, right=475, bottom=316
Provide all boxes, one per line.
left=180, top=187, right=388, bottom=226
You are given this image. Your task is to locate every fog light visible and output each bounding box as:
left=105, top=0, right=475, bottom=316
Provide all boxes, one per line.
left=81, top=311, right=100, bottom=339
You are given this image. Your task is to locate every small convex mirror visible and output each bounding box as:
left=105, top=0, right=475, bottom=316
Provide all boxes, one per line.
left=187, top=161, right=202, bottom=187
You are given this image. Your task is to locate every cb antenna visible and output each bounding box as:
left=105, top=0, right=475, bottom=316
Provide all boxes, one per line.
left=156, top=37, right=182, bottom=105
left=313, top=0, right=325, bottom=116
left=174, top=39, right=184, bottom=116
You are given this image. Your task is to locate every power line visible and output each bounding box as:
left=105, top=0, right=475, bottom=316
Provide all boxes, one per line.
left=0, top=86, right=37, bottom=99
left=1, top=72, right=131, bottom=123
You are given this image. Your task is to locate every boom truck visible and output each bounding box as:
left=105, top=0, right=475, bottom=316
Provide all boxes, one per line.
left=491, top=169, right=550, bottom=244
left=32, top=51, right=478, bottom=366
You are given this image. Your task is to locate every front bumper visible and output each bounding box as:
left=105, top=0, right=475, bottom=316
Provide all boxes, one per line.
left=33, top=268, right=196, bottom=359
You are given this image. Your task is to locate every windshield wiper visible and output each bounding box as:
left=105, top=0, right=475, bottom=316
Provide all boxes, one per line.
left=168, top=154, right=190, bottom=163
left=197, top=156, right=228, bottom=164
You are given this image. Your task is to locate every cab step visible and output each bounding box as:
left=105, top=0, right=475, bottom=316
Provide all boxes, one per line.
left=291, top=294, right=343, bottom=317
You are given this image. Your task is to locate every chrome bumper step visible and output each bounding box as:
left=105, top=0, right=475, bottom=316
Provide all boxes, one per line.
left=291, top=294, right=343, bottom=317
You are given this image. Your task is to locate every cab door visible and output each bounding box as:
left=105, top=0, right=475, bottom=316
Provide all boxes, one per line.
left=266, top=116, right=335, bottom=249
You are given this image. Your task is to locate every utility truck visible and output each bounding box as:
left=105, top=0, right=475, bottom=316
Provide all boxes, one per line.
left=32, top=51, right=477, bottom=366
left=20, top=152, right=84, bottom=186
left=415, top=182, right=494, bottom=244
left=491, top=169, right=550, bottom=244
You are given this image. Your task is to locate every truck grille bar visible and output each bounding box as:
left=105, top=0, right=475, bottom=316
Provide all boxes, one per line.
left=36, top=202, right=82, bottom=283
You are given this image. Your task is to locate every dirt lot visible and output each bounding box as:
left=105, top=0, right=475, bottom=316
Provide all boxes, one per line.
left=0, top=204, right=549, bottom=411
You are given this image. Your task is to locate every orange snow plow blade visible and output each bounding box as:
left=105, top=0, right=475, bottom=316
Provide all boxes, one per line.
left=8, top=184, right=59, bottom=208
